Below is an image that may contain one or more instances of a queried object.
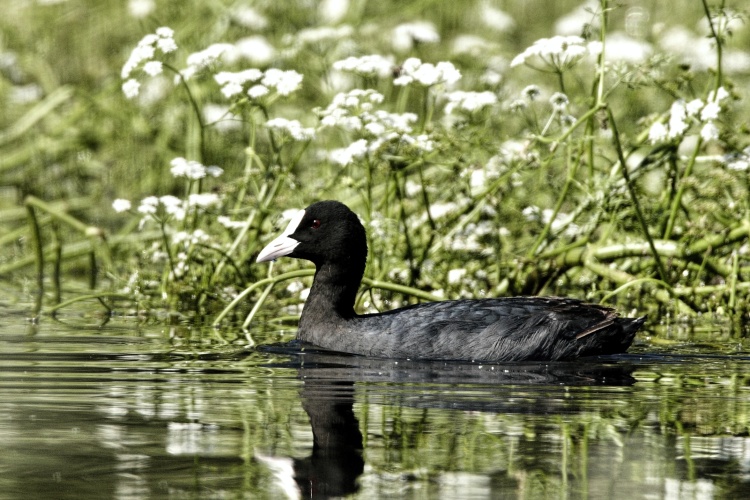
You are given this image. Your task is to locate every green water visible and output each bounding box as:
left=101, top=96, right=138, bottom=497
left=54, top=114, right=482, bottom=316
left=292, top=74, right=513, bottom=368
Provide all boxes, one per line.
left=2, top=301, right=750, bottom=499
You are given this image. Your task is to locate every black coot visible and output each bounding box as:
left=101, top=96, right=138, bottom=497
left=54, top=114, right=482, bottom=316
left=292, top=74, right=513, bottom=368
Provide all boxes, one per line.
left=256, top=200, right=644, bottom=362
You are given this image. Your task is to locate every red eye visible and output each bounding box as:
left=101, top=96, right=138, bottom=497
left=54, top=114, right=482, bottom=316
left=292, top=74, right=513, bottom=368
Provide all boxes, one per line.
left=311, top=219, right=321, bottom=229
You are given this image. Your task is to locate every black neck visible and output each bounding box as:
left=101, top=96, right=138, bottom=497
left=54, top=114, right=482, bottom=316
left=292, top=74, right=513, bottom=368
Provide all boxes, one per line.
left=299, top=260, right=364, bottom=330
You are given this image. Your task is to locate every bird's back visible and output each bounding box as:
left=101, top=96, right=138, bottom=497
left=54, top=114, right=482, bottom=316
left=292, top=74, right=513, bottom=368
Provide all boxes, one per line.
left=301, top=297, right=642, bottom=362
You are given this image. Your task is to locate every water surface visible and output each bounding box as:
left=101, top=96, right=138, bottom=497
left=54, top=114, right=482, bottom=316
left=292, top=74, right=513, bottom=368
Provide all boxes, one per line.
left=2, top=302, right=750, bottom=499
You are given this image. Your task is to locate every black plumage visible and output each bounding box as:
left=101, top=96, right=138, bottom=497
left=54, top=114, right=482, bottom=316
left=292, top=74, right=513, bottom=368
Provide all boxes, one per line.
left=257, top=200, right=644, bottom=362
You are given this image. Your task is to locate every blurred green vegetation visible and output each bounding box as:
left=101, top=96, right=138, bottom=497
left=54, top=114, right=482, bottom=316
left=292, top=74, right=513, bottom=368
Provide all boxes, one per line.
left=1, top=0, right=749, bottom=324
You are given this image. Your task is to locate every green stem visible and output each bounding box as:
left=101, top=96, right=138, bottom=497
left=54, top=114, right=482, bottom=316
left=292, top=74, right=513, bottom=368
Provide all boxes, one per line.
left=607, top=107, right=669, bottom=283
left=527, top=146, right=577, bottom=257
left=700, top=0, right=724, bottom=89
left=663, top=136, right=703, bottom=239
left=159, top=219, right=177, bottom=277
left=360, top=277, right=444, bottom=302
left=212, top=269, right=315, bottom=326
left=164, top=63, right=205, bottom=161
left=26, top=203, right=44, bottom=318
left=47, top=293, right=134, bottom=315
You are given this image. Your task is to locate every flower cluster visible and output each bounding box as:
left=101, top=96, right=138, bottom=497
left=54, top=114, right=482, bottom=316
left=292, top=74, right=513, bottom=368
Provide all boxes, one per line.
left=332, top=54, right=395, bottom=78
left=214, top=68, right=303, bottom=100
left=648, top=87, right=730, bottom=144
left=136, top=195, right=187, bottom=222
left=214, top=69, right=263, bottom=98
left=180, top=43, right=236, bottom=80
left=170, top=157, right=224, bottom=180
left=265, top=117, right=315, bottom=141
left=317, top=89, right=385, bottom=130
left=393, top=57, right=461, bottom=87
left=392, top=21, right=440, bottom=52
left=112, top=157, right=223, bottom=226
left=121, top=27, right=177, bottom=99
left=285, top=25, right=354, bottom=48
left=444, top=91, right=497, bottom=114
left=510, top=35, right=600, bottom=71
left=318, top=89, right=433, bottom=166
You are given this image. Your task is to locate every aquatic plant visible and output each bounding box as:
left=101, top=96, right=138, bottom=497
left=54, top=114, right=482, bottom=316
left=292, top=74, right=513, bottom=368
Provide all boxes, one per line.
left=1, top=0, right=749, bottom=328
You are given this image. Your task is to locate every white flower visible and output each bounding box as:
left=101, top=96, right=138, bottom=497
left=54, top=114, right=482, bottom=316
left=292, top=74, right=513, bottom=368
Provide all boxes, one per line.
left=217, top=216, right=247, bottom=229
left=143, top=60, right=163, bottom=76
left=428, top=202, right=457, bottom=219
left=220, top=69, right=262, bottom=85
left=213, top=69, right=263, bottom=98
left=332, top=54, right=394, bottom=77
left=182, top=43, right=236, bottom=80
left=248, top=84, right=269, bottom=98
left=403, top=133, right=434, bottom=152
left=393, top=58, right=461, bottom=87
left=700, top=122, right=719, bottom=141
left=121, top=27, right=177, bottom=79
left=316, top=89, right=385, bottom=129
left=128, top=0, right=155, bottom=19
left=549, top=92, right=569, bottom=112
left=447, top=268, right=467, bottom=285
left=266, top=118, right=315, bottom=141
left=708, top=86, right=729, bottom=103
left=511, top=35, right=593, bottom=71
left=289, top=25, right=353, bottom=46
left=364, top=122, right=386, bottom=135
left=602, top=32, right=652, bottom=64
left=521, top=85, right=541, bottom=101
left=188, top=193, right=221, bottom=208
left=330, top=139, right=368, bottom=166
left=648, top=122, right=668, bottom=144
left=122, top=78, right=140, bottom=99
left=173, top=229, right=209, bottom=245
left=137, top=196, right=159, bottom=214
left=235, top=36, right=275, bottom=65
left=392, top=21, right=440, bottom=52
left=187, top=43, right=235, bottom=68
left=261, top=69, right=303, bottom=96
left=444, top=91, right=498, bottom=114
left=156, top=36, right=178, bottom=54
left=122, top=40, right=155, bottom=78
left=286, top=279, right=305, bottom=294
left=667, top=100, right=688, bottom=138
left=122, top=78, right=141, bottom=99
left=159, top=196, right=183, bottom=220
left=230, top=5, right=268, bottom=30
left=452, top=35, right=497, bottom=57
left=112, top=199, right=132, bottom=212
left=481, top=69, right=502, bottom=86
left=206, top=165, right=223, bottom=177
left=480, top=2, right=515, bottom=32
left=686, top=98, right=704, bottom=116
left=319, top=0, right=349, bottom=24
left=169, top=157, right=220, bottom=179
left=372, top=110, right=417, bottom=133
left=700, top=101, right=721, bottom=122
left=220, top=82, right=243, bottom=98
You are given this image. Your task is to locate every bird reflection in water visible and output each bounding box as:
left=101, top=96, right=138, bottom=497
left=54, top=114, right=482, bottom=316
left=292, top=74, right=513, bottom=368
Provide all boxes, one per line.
left=258, top=345, right=637, bottom=498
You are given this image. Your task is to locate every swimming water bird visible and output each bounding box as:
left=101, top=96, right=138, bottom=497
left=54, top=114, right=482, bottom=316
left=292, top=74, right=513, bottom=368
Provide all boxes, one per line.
left=256, top=201, right=645, bottom=362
